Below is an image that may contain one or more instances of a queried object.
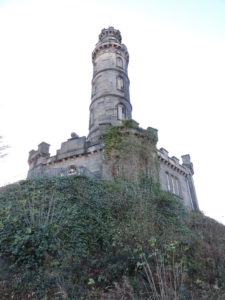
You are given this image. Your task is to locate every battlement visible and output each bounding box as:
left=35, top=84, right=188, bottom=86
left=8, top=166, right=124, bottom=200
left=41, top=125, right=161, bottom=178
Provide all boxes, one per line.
left=99, top=27, right=122, bottom=43
left=92, top=27, right=129, bottom=62
left=158, top=148, right=193, bottom=176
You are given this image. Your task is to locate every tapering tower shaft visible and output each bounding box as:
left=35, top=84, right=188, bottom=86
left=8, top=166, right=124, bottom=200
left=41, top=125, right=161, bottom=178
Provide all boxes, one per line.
left=88, top=27, right=132, bottom=142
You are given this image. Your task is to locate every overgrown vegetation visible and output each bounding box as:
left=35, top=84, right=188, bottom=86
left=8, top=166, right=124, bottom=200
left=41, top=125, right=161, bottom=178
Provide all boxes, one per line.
left=0, top=176, right=225, bottom=299
left=103, top=120, right=158, bottom=158
left=103, top=121, right=159, bottom=180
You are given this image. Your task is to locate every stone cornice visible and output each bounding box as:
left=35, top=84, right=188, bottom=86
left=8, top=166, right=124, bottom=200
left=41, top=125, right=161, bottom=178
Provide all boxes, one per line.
left=92, top=68, right=130, bottom=84
left=157, top=150, right=190, bottom=176
left=90, top=93, right=132, bottom=109
left=92, top=42, right=129, bottom=62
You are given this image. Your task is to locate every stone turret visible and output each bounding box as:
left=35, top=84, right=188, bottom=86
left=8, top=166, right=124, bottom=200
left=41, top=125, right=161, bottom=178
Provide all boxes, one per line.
left=182, top=155, right=199, bottom=210
left=88, top=27, right=132, bottom=142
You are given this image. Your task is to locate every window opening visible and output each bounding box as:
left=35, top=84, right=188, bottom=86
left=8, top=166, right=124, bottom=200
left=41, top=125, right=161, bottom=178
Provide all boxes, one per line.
left=117, top=104, right=126, bottom=120
left=175, top=177, right=180, bottom=196
left=166, top=173, right=170, bottom=191
left=116, top=57, right=123, bottom=68
left=117, top=76, right=124, bottom=90
left=171, top=176, right=176, bottom=194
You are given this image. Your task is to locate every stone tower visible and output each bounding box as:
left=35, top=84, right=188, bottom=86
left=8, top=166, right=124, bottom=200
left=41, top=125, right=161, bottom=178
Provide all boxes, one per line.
left=27, top=27, right=199, bottom=211
left=88, top=27, right=132, bottom=142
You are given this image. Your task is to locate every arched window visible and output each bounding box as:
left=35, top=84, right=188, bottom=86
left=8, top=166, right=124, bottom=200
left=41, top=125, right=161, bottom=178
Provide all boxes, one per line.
left=117, top=104, right=126, bottom=120
left=116, top=57, right=123, bottom=68
left=117, top=76, right=124, bottom=90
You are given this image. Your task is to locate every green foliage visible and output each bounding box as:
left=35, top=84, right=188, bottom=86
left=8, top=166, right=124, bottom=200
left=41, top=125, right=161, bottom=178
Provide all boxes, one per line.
left=103, top=120, right=158, bottom=159
left=103, top=125, right=123, bottom=158
left=122, top=119, right=139, bottom=128
left=0, top=176, right=225, bottom=299
left=103, top=121, right=159, bottom=181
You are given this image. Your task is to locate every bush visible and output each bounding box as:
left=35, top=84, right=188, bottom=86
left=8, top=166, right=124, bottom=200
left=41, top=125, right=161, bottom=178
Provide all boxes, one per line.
left=0, top=176, right=225, bottom=299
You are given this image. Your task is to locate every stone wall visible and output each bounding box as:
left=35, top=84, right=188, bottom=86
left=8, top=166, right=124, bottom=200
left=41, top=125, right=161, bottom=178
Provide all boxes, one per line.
left=158, top=148, right=198, bottom=210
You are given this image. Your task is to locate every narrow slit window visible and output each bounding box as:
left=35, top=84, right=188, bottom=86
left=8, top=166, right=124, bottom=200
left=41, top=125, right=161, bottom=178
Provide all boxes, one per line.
left=116, top=57, right=123, bottom=68
left=166, top=173, right=171, bottom=191
left=175, top=177, right=180, bottom=196
left=171, top=176, right=176, bottom=194
left=117, top=76, right=124, bottom=90
left=117, top=104, right=126, bottom=120
left=90, top=109, right=94, bottom=126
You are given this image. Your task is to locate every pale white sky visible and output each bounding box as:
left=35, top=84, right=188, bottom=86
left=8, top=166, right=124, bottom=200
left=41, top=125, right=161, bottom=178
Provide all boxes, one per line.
left=0, top=0, right=225, bottom=224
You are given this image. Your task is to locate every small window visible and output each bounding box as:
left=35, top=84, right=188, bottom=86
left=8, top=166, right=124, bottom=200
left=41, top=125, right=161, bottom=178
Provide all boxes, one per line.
left=171, top=176, right=176, bottom=194
left=117, top=104, right=126, bottom=120
left=166, top=173, right=171, bottom=191
left=117, top=76, right=124, bottom=90
left=175, top=177, right=180, bottom=196
left=116, top=57, right=123, bottom=68
left=166, top=172, right=181, bottom=196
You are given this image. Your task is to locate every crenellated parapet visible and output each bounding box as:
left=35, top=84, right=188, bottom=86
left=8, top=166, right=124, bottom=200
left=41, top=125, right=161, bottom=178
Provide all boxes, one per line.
left=27, top=133, right=105, bottom=179
left=158, top=148, right=191, bottom=176
left=99, top=27, right=122, bottom=43
left=28, top=142, right=50, bottom=170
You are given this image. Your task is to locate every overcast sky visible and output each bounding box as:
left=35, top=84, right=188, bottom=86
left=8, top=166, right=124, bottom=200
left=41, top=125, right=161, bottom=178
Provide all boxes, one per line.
left=0, top=0, right=225, bottom=224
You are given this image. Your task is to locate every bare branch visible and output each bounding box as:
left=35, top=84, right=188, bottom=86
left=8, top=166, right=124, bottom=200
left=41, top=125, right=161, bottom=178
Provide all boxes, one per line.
left=0, top=136, right=9, bottom=158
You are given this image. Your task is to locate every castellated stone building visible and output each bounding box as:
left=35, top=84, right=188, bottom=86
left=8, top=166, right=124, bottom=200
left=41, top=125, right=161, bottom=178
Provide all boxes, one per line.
left=28, top=27, right=199, bottom=210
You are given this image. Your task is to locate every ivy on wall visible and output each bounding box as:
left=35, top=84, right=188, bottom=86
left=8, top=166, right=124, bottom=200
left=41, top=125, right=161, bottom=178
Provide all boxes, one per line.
left=103, top=120, right=159, bottom=181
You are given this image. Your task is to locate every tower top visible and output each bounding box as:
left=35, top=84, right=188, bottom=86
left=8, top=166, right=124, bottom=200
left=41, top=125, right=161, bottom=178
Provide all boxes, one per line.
left=98, top=27, right=122, bottom=44
left=93, top=27, right=128, bottom=62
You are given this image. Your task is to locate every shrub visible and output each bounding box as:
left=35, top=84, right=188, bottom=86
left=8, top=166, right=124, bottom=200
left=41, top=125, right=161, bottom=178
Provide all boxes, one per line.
left=0, top=176, right=225, bottom=299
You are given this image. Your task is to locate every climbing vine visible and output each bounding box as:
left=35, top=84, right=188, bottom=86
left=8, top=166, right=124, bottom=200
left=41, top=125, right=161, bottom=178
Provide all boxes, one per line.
left=103, top=126, right=124, bottom=159
left=103, top=120, right=158, bottom=158
left=103, top=120, right=159, bottom=180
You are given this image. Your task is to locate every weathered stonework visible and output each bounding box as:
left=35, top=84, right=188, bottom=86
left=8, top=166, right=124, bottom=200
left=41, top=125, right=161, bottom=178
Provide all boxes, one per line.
left=27, top=27, right=199, bottom=211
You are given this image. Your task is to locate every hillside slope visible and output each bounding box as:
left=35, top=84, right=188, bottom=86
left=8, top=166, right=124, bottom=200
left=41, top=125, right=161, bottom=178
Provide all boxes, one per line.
left=0, top=176, right=225, bottom=299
